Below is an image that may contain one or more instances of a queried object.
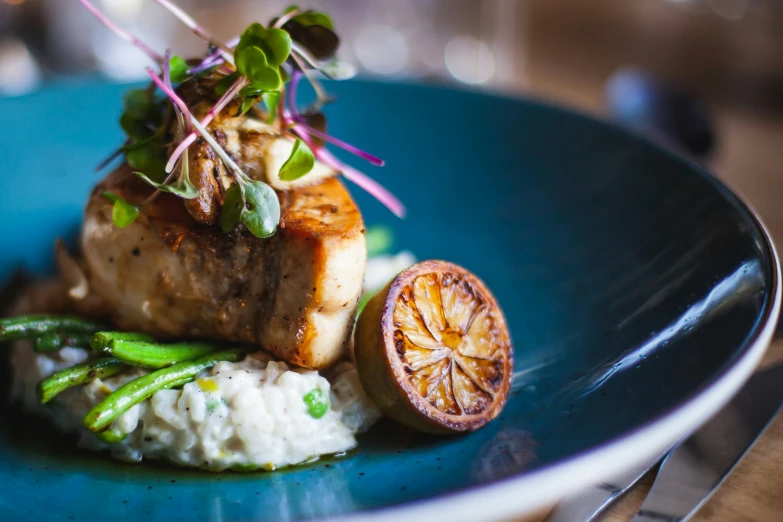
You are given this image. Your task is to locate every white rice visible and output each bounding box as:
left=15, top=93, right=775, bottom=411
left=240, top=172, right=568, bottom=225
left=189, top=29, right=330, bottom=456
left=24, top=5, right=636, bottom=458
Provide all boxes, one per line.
left=11, top=343, right=380, bottom=471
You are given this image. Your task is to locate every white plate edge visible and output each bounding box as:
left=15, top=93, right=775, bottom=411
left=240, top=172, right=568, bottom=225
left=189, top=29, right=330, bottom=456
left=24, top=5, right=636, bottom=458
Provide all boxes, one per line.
left=335, top=197, right=782, bottom=522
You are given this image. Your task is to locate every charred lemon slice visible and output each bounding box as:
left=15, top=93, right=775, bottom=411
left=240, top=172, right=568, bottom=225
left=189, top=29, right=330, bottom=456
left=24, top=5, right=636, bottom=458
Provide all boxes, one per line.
left=355, top=260, right=513, bottom=433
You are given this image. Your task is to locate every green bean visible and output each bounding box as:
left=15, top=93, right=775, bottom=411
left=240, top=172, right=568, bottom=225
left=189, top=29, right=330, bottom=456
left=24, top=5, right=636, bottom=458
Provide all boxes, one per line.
left=94, top=429, right=127, bottom=444
left=83, top=347, right=247, bottom=433
left=93, top=377, right=192, bottom=444
left=90, top=331, right=156, bottom=351
left=34, top=333, right=93, bottom=352
left=105, top=340, right=221, bottom=369
left=37, top=357, right=130, bottom=404
left=0, top=315, right=103, bottom=342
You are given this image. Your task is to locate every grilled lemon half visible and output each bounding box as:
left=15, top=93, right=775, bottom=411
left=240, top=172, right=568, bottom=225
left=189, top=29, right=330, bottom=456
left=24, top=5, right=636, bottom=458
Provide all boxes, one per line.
left=355, top=260, right=513, bottom=433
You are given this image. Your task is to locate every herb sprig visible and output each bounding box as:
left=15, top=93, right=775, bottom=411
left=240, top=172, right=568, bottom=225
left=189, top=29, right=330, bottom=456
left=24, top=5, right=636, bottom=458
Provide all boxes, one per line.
left=82, top=0, right=405, bottom=238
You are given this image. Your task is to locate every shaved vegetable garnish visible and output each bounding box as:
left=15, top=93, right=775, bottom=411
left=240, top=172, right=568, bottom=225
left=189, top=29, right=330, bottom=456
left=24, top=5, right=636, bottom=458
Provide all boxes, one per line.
left=79, top=0, right=404, bottom=236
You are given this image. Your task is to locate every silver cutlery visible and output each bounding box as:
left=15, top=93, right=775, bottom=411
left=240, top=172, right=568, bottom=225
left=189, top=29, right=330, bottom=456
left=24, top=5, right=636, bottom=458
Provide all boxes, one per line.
left=544, top=449, right=668, bottom=522
left=547, top=360, right=783, bottom=522
left=630, top=360, right=783, bottom=522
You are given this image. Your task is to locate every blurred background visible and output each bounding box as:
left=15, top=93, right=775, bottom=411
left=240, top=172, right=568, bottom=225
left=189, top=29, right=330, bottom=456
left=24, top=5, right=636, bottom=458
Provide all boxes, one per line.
left=1, top=0, right=782, bottom=235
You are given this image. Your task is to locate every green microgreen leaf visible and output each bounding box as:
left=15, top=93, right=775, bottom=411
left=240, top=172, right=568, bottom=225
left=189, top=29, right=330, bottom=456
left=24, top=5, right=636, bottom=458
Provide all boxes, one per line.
left=240, top=180, right=280, bottom=238
left=220, top=183, right=243, bottom=233
left=283, top=20, right=338, bottom=60
left=178, top=149, right=199, bottom=198
left=215, top=72, right=240, bottom=97
left=292, top=10, right=334, bottom=30
left=303, top=388, right=329, bottom=419
left=262, top=91, right=280, bottom=124
left=238, top=85, right=263, bottom=98
left=121, top=89, right=163, bottom=140
left=123, top=89, right=154, bottom=120
left=236, top=86, right=264, bottom=115
left=365, top=226, right=394, bottom=257
left=126, top=144, right=167, bottom=183
left=235, top=46, right=282, bottom=91
left=236, top=23, right=292, bottom=67
left=102, top=192, right=140, bottom=228
left=261, top=28, right=293, bottom=66
left=119, top=113, right=155, bottom=141
left=278, top=139, right=315, bottom=181
left=133, top=172, right=199, bottom=199
left=169, top=55, right=190, bottom=83
left=240, top=96, right=256, bottom=115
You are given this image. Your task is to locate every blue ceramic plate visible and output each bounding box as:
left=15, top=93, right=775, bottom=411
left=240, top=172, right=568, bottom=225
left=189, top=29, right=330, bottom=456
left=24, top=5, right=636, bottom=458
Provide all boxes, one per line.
left=0, top=80, right=779, bottom=522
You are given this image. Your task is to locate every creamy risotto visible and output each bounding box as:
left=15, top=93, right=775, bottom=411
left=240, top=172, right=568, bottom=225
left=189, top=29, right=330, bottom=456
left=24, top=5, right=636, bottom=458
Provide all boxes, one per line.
left=12, top=342, right=379, bottom=470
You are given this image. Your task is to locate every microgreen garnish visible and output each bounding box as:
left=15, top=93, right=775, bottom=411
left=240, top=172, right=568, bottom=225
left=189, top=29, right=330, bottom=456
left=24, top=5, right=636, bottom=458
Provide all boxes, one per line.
left=188, top=117, right=281, bottom=237
left=235, top=46, right=283, bottom=91
left=120, top=89, right=161, bottom=140
left=215, top=72, right=240, bottom=97
left=81, top=0, right=406, bottom=238
left=153, top=0, right=233, bottom=62
left=166, top=75, right=246, bottom=173
left=78, top=0, right=163, bottom=63
left=230, top=24, right=291, bottom=119
left=168, top=55, right=190, bottom=84
left=134, top=153, right=198, bottom=199
left=279, top=139, right=315, bottom=181
left=219, top=180, right=280, bottom=238
left=125, top=146, right=167, bottom=181
left=262, top=91, right=280, bottom=124
left=235, top=24, right=292, bottom=68
left=285, top=6, right=334, bottom=30
left=102, top=193, right=140, bottom=228
left=283, top=20, right=338, bottom=61
left=303, top=388, right=329, bottom=419
left=238, top=181, right=281, bottom=238
left=118, top=87, right=169, bottom=183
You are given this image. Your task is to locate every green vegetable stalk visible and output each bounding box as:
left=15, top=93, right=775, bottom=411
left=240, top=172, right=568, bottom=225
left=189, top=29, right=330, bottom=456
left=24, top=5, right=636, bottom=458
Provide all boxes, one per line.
left=37, top=357, right=130, bottom=404
left=0, top=315, right=103, bottom=342
left=83, top=347, right=247, bottom=433
left=104, top=339, right=222, bottom=369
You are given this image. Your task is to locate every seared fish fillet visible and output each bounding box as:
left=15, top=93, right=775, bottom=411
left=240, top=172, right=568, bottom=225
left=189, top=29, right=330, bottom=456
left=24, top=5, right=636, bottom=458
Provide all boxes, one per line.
left=79, top=167, right=366, bottom=369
